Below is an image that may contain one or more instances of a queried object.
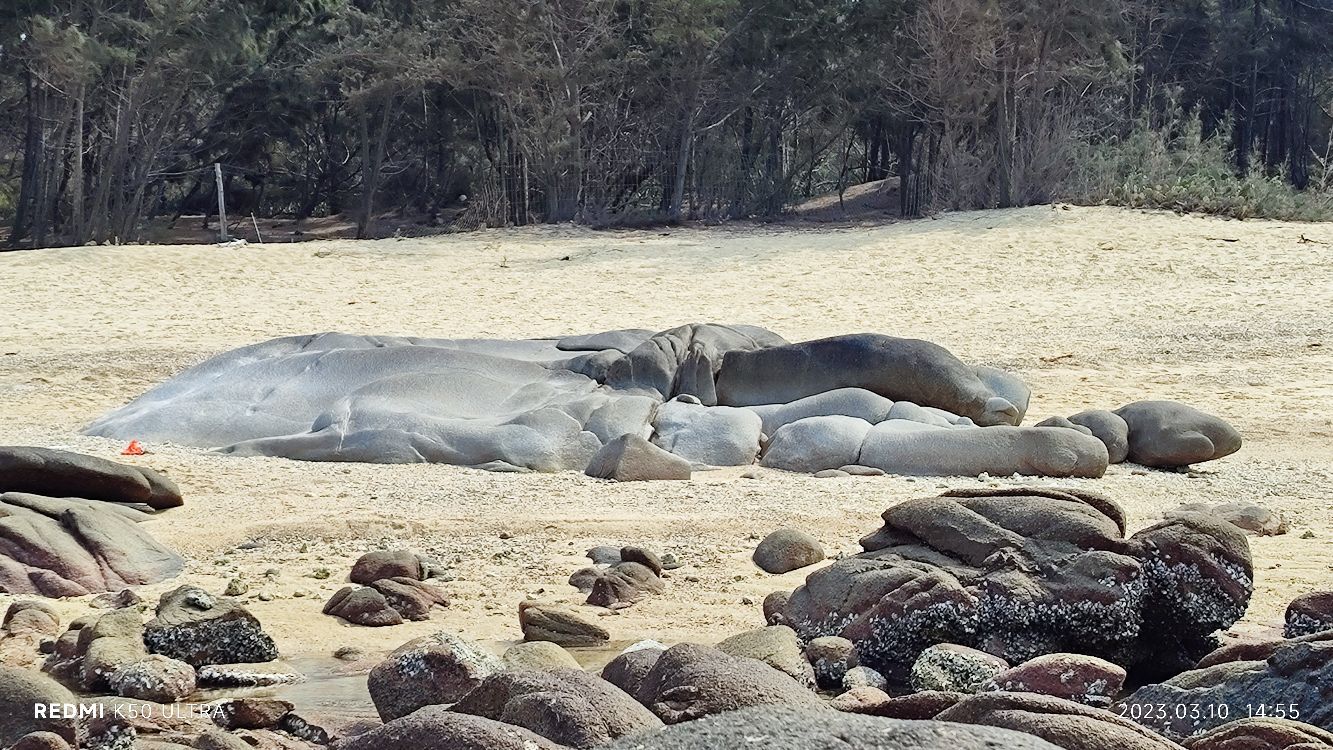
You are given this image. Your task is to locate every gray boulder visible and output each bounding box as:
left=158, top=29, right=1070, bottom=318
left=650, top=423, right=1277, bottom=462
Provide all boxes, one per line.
left=584, top=561, right=665, bottom=608
left=0, top=446, right=183, bottom=509
left=651, top=400, right=762, bottom=466
left=367, top=631, right=503, bottom=721
left=716, top=625, right=814, bottom=685
left=603, top=324, right=788, bottom=403
left=333, top=705, right=565, bottom=750
left=856, top=422, right=1109, bottom=478
left=453, top=668, right=663, bottom=748
left=586, top=434, right=691, bottom=481
left=1115, top=400, right=1243, bottom=468
left=760, top=416, right=871, bottom=473
left=143, top=586, right=278, bottom=666
left=602, top=705, right=1064, bottom=750
left=752, top=529, right=825, bottom=574
left=86, top=332, right=640, bottom=472
left=1067, top=410, right=1131, bottom=464
left=601, top=643, right=665, bottom=698
left=633, top=643, right=824, bottom=723
left=744, top=389, right=895, bottom=436
left=0, top=491, right=184, bottom=596
left=715, top=334, right=1026, bottom=427
left=1169, top=502, right=1288, bottom=537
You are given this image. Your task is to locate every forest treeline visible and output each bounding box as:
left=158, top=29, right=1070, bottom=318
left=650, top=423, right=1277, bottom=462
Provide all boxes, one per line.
left=2, top=0, right=1332, bottom=248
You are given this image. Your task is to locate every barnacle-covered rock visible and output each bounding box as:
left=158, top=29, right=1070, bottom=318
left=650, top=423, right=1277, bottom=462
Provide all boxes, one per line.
left=782, top=487, right=1252, bottom=681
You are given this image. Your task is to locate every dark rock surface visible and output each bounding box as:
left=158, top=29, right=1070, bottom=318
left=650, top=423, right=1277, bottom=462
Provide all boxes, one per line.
left=1286, top=592, right=1333, bottom=638
left=715, top=334, right=1027, bottom=426
left=350, top=550, right=426, bottom=584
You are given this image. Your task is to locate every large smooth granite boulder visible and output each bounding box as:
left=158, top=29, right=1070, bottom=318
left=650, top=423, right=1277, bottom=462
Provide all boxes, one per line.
left=715, top=334, right=1027, bottom=426
left=0, top=446, right=183, bottom=510
left=1114, top=401, right=1242, bottom=468
left=0, top=491, right=184, bottom=596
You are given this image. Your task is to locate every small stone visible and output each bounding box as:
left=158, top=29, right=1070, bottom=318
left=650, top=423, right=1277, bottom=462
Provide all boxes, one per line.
left=752, top=529, right=825, bottom=574
left=519, top=602, right=610, bottom=646
left=334, top=646, right=366, bottom=662
left=211, top=697, right=294, bottom=730
left=224, top=579, right=248, bottom=596
left=805, top=636, right=857, bottom=689
left=838, top=465, right=886, bottom=477
left=842, top=666, right=888, bottom=691
left=586, top=546, right=622, bottom=566
left=814, top=469, right=850, bottom=478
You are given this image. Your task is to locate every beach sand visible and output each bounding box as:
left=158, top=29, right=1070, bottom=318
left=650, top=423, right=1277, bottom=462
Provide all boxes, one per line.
left=1, top=204, right=1330, bottom=667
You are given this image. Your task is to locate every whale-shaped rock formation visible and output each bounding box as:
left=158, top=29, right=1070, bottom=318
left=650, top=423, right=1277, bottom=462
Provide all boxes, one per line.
left=85, top=325, right=1241, bottom=478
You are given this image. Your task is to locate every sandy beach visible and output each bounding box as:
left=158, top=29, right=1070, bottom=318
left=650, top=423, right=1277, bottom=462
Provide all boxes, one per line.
left=1, top=204, right=1330, bottom=666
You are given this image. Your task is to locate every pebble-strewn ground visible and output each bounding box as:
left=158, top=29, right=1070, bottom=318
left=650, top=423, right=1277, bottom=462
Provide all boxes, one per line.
left=1, top=204, right=1329, bottom=665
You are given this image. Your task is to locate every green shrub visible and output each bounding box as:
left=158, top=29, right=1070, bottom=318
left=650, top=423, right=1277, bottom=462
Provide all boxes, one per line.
left=1061, top=110, right=1333, bottom=222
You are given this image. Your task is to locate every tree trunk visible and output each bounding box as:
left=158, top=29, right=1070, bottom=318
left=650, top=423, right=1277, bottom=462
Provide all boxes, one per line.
left=11, top=70, right=41, bottom=246
left=356, top=98, right=394, bottom=240
left=70, top=90, right=86, bottom=246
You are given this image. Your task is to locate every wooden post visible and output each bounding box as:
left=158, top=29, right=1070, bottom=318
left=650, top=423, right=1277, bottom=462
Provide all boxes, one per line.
left=214, top=163, right=229, bottom=242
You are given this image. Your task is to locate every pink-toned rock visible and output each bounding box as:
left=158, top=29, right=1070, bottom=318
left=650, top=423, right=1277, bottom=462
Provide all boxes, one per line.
left=829, top=688, right=963, bottom=719
left=989, top=653, right=1126, bottom=707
